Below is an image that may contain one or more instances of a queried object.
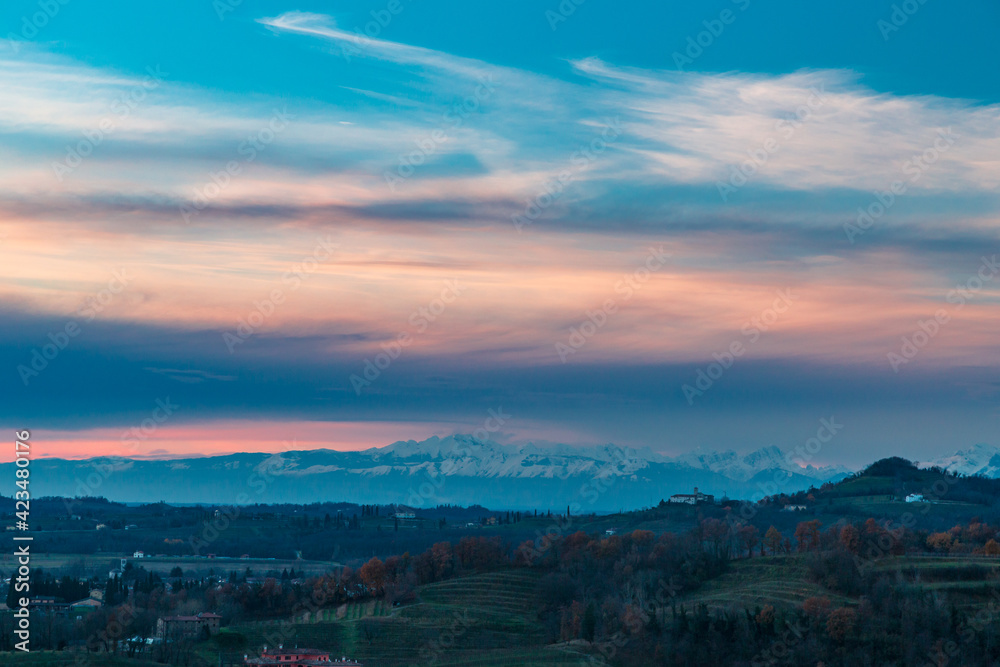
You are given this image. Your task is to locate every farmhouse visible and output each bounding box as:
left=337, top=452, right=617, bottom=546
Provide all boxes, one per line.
left=156, top=612, right=221, bottom=639
left=245, top=647, right=363, bottom=666
left=68, top=597, right=102, bottom=619
left=668, top=487, right=715, bottom=505
left=28, top=596, right=68, bottom=613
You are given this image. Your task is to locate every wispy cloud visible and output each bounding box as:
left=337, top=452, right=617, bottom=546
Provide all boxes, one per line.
left=2, top=11, right=999, bottom=461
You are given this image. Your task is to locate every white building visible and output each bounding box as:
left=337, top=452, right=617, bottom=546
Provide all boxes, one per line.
left=668, top=487, right=715, bottom=505
left=905, top=494, right=926, bottom=503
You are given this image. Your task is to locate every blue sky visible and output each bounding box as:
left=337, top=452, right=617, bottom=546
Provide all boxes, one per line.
left=5, top=0, right=998, bottom=103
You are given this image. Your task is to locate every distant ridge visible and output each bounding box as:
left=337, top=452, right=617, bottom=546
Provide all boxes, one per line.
left=921, top=443, right=1000, bottom=478
left=0, top=435, right=858, bottom=509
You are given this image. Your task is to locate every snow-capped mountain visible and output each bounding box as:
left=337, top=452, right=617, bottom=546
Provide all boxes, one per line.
left=669, top=445, right=851, bottom=483
left=0, top=435, right=851, bottom=510
left=921, top=443, right=1000, bottom=478
left=369, top=436, right=659, bottom=480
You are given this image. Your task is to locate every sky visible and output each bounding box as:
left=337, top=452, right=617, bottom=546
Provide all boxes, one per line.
left=1, top=0, right=999, bottom=467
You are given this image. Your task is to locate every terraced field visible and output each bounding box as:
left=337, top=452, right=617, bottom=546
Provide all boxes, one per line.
left=869, top=555, right=1000, bottom=608
left=199, top=569, right=590, bottom=667
left=417, top=570, right=543, bottom=622
left=678, top=557, right=852, bottom=612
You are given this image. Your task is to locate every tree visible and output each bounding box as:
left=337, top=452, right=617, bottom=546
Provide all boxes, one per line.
left=738, top=525, right=760, bottom=558
left=839, top=525, right=860, bottom=555
left=794, top=520, right=822, bottom=552
left=803, top=596, right=832, bottom=620
left=826, top=607, right=857, bottom=642
left=756, top=604, right=775, bottom=633
left=927, top=532, right=953, bottom=553
left=582, top=602, right=596, bottom=642
left=359, top=557, right=387, bottom=592
left=764, top=526, right=783, bottom=555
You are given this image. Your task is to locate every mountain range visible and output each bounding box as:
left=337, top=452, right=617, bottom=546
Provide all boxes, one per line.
left=921, top=443, right=1000, bottom=478
left=1, top=435, right=856, bottom=511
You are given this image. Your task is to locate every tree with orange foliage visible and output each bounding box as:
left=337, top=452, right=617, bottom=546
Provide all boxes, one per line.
left=630, top=529, right=655, bottom=547
left=839, top=524, right=860, bottom=555
left=431, top=542, right=454, bottom=580
left=756, top=604, right=775, bottom=633
left=803, top=596, right=832, bottom=620
left=699, top=518, right=731, bottom=559
left=985, top=539, right=1000, bottom=556
left=764, top=526, right=783, bottom=555
left=927, top=532, right=953, bottom=553
left=359, top=556, right=386, bottom=593
left=794, top=520, right=822, bottom=552
left=826, top=607, right=857, bottom=642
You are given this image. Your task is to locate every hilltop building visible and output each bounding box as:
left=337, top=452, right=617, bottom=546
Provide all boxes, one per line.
left=668, top=487, right=715, bottom=505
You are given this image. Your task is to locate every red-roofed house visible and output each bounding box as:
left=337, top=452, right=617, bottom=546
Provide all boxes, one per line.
left=245, top=647, right=362, bottom=666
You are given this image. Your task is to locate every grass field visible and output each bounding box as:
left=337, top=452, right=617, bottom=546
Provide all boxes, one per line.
left=197, top=569, right=588, bottom=667
left=676, top=556, right=853, bottom=612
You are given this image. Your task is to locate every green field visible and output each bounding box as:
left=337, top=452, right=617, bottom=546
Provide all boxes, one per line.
left=195, top=569, right=590, bottom=667
left=676, top=556, right=852, bottom=612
